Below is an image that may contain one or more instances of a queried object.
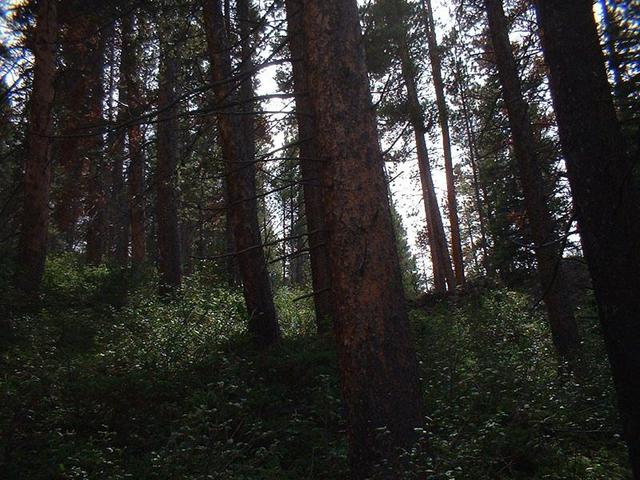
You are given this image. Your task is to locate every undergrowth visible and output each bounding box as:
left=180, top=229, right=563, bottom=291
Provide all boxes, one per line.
left=0, top=255, right=631, bottom=479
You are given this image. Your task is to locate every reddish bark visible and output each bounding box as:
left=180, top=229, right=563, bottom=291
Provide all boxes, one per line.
left=298, top=0, right=423, bottom=475
left=16, top=0, right=57, bottom=292
left=285, top=0, right=333, bottom=333
left=424, top=0, right=465, bottom=286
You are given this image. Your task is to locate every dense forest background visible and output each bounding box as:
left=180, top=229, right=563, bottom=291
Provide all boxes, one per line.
left=1, top=0, right=639, bottom=478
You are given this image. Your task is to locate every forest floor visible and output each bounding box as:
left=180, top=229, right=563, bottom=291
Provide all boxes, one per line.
left=0, top=255, right=632, bottom=479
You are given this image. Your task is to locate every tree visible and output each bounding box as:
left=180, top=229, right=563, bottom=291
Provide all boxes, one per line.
left=296, top=0, right=422, bottom=475
left=85, top=24, right=107, bottom=265
left=371, top=0, right=455, bottom=293
left=484, top=0, right=579, bottom=360
left=285, top=0, right=333, bottom=332
left=202, top=0, right=280, bottom=347
left=123, top=14, right=146, bottom=268
left=16, top=0, right=57, bottom=293
left=155, top=39, right=182, bottom=294
left=534, top=0, right=640, bottom=474
left=423, top=0, right=465, bottom=286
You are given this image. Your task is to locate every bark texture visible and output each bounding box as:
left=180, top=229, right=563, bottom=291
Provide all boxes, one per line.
left=298, top=0, right=423, bottom=476
left=535, top=0, right=640, bottom=475
left=424, top=0, right=465, bottom=286
left=203, top=0, right=280, bottom=347
left=16, top=0, right=57, bottom=293
left=285, top=0, right=333, bottom=333
left=156, top=45, right=182, bottom=294
left=485, top=0, right=579, bottom=359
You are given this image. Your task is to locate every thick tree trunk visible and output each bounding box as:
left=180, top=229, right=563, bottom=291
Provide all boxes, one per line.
left=535, top=1, right=640, bottom=475
left=285, top=0, right=333, bottom=333
left=424, top=0, right=465, bottom=286
left=485, top=0, right=579, bottom=360
left=122, top=17, right=146, bottom=268
left=156, top=45, right=182, bottom=294
left=16, top=0, right=57, bottom=293
left=203, top=0, right=280, bottom=347
left=391, top=2, right=455, bottom=293
left=297, top=0, right=423, bottom=476
left=85, top=30, right=107, bottom=265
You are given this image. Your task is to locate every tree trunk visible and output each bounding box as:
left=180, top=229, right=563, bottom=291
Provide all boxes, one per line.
left=203, top=0, right=280, bottom=347
left=123, top=17, right=146, bottom=268
left=423, top=0, right=465, bottom=286
left=297, top=0, right=423, bottom=476
left=16, top=0, right=57, bottom=293
left=285, top=0, right=333, bottom=333
left=53, top=9, right=90, bottom=248
left=156, top=44, right=182, bottom=294
left=455, top=72, right=492, bottom=275
left=485, top=0, right=579, bottom=360
left=85, top=29, right=107, bottom=265
left=109, top=14, right=134, bottom=267
left=534, top=0, right=640, bottom=474
left=391, top=1, right=455, bottom=293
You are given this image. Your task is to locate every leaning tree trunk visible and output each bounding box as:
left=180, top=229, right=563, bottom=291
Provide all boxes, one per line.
left=296, top=0, right=423, bottom=476
left=155, top=44, right=182, bottom=294
left=16, top=0, right=57, bottom=293
left=391, top=0, right=455, bottom=293
left=424, top=0, right=465, bottom=286
left=285, top=0, right=333, bottom=333
left=203, top=0, right=280, bottom=347
left=485, top=0, right=579, bottom=360
left=534, top=0, right=640, bottom=475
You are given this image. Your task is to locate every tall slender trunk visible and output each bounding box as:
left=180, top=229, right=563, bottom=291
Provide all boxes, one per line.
left=54, top=10, right=90, bottom=248
left=203, top=0, right=280, bottom=347
left=485, top=0, right=579, bottom=359
left=123, top=16, right=146, bottom=268
left=297, top=0, right=422, bottom=476
left=456, top=74, right=492, bottom=275
left=285, top=0, right=333, bottom=332
left=16, top=0, right=57, bottom=293
left=85, top=30, right=107, bottom=265
left=423, top=0, right=465, bottom=286
left=156, top=44, right=182, bottom=294
left=535, top=1, right=640, bottom=474
left=108, top=15, right=133, bottom=266
left=391, top=1, right=455, bottom=292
